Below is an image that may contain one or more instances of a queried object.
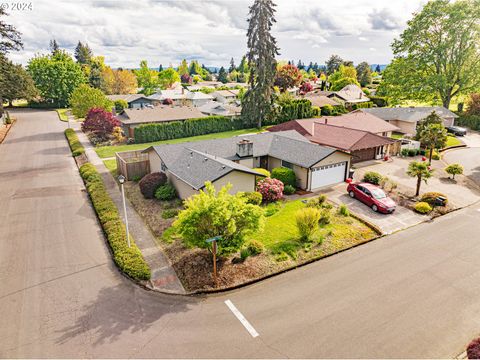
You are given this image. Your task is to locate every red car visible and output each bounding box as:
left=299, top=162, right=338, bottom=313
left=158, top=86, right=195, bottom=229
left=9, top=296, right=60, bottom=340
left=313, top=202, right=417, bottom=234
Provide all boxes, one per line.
left=347, top=182, right=396, bottom=214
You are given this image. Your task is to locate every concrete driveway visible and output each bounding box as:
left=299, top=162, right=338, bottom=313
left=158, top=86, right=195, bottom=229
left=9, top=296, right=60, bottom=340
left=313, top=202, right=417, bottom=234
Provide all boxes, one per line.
left=321, top=183, right=426, bottom=234
left=444, top=132, right=480, bottom=186
left=353, top=157, right=480, bottom=209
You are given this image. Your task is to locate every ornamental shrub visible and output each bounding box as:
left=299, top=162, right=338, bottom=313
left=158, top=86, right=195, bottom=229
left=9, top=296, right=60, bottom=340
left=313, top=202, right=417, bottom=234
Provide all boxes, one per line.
left=139, top=172, right=167, bottom=199
left=321, top=104, right=334, bottom=116
left=408, top=148, right=418, bottom=157
left=306, top=194, right=327, bottom=208
left=256, top=177, right=284, bottom=202
left=296, top=207, right=321, bottom=241
left=252, top=168, right=271, bottom=178
left=174, top=182, right=264, bottom=256
left=401, top=148, right=409, bottom=157
left=319, top=209, right=331, bottom=225
left=363, top=171, right=383, bottom=185
left=241, top=239, right=265, bottom=259
left=338, top=204, right=350, bottom=216
left=467, top=337, right=480, bottom=360
left=414, top=202, right=432, bottom=214
left=420, top=192, right=448, bottom=206
left=81, top=108, right=122, bottom=140
left=283, top=185, right=296, bottom=195
left=154, top=183, right=177, bottom=200
left=114, top=99, right=128, bottom=112
left=271, top=167, right=296, bottom=187
left=445, top=163, right=464, bottom=179
left=64, top=128, right=85, bottom=157
left=162, top=209, right=179, bottom=219
left=238, top=191, right=262, bottom=205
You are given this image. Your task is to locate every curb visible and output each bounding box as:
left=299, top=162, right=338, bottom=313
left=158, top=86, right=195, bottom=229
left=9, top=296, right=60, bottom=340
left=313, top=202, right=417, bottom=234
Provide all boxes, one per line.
left=0, top=118, right=15, bottom=144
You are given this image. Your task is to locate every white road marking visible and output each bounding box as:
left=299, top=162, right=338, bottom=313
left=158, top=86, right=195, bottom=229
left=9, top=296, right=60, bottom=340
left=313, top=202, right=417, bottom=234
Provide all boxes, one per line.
left=224, top=299, right=259, bottom=338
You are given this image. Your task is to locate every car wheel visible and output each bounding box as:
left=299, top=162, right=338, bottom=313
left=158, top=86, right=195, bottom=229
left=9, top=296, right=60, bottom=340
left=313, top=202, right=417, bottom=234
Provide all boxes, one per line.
left=372, top=204, right=378, bottom=212
left=349, top=191, right=355, bottom=198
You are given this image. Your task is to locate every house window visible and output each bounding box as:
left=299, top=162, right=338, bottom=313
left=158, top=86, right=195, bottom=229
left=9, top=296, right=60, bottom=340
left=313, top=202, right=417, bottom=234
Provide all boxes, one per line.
left=281, top=160, right=294, bottom=169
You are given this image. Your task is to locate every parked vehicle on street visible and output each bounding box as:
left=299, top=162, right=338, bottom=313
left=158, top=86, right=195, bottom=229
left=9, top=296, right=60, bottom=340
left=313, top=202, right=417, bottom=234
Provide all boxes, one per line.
left=347, top=182, right=396, bottom=213
left=446, top=126, right=467, bottom=136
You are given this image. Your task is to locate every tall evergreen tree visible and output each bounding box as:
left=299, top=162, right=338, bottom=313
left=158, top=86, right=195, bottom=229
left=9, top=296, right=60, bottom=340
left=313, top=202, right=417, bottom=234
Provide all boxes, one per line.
left=375, top=64, right=381, bottom=73
left=326, top=54, right=343, bottom=75
left=217, top=66, right=228, bottom=83
left=241, top=0, right=279, bottom=128
left=158, top=64, right=163, bottom=72
left=229, top=57, right=236, bottom=73
left=49, top=39, right=59, bottom=55
left=74, top=41, right=92, bottom=64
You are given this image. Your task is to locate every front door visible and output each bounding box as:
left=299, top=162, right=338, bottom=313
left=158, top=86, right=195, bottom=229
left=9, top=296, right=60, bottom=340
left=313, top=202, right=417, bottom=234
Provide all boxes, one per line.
left=260, top=156, right=268, bottom=169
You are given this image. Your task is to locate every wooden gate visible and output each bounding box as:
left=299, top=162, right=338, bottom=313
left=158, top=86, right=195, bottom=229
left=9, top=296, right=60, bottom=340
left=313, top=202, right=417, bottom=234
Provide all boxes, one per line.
left=115, top=150, right=150, bottom=181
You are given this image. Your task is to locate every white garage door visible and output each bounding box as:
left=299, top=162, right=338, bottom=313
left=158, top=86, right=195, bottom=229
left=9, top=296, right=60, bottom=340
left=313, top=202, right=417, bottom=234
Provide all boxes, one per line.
left=310, top=162, right=347, bottom=190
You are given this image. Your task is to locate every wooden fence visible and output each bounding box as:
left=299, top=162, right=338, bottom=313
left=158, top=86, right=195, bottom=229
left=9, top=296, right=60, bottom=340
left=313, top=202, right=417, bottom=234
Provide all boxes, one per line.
left=115, top=150, right=150, bottom=181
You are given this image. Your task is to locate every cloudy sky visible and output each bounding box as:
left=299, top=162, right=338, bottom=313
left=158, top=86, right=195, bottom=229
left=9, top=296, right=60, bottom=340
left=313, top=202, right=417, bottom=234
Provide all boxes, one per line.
left=5, top=0, right=425, bottom=68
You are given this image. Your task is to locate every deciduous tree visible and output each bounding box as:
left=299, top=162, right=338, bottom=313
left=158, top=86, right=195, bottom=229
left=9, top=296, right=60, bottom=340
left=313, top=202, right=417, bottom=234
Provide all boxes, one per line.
left=0, top=59, right=37, bottom=106
left=101, top=67, right=137, bottom=94
left=70, top=84, right=113, bottom=118
left=274, top=64, right=302, bottom=92
left=135, top=60, right=158, bottom=96
left=325, top=54, right=343, bottom=75
left=158, top=67, right=180, bottom=89
left=356, top=61, right=372, bottom=87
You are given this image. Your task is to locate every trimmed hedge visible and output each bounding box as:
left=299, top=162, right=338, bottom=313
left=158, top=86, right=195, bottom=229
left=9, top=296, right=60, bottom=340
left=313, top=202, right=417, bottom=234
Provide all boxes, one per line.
left=273, top=99, right=318, bottom=124
left=271, top=167, right=296, bottom=187
left=134, top=116, right=245, bottom=143
left=351, top=101, right=374, bottom=110
left=455, top=114, right=480, bottom=131
left=79, top=163, right=151, bottom=280
left=363, top=171, right=383, bottom=185
left=64, top=129, right=85, bottom=157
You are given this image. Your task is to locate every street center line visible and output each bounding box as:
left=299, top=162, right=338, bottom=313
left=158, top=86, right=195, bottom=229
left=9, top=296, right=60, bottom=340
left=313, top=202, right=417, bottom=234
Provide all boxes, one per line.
left=225, top=299, right=259, bottom=338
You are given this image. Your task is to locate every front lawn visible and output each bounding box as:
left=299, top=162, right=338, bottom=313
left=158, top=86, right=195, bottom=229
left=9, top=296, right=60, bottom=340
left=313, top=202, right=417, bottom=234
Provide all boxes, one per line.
left=56, top=108, right=69, bottom=122
left=445, top=135, right=463, bottom=148
left=103, top=159, right=117, bottom=177
left=95, top=126, right=269, bottom=158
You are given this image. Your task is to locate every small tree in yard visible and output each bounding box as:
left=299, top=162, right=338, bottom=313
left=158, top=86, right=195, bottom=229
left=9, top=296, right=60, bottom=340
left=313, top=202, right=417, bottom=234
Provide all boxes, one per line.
left=406, top=161, right=433, bottom=196
left=296, top=207, right=321, bottom=241
left=445, top=163, right=464, bottom=180
left=419, top=123, right=448, bottom=164
left=70, top=84, right=113, bottom=118
left=174, top=182, right=264, bottom=256
left=81, top=108, right=121, bottom=140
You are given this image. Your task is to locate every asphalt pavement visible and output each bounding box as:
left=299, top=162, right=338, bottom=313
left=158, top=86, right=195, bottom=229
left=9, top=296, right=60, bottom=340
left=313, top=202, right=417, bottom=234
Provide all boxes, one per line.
left=1, top=110, right=480, bottom=358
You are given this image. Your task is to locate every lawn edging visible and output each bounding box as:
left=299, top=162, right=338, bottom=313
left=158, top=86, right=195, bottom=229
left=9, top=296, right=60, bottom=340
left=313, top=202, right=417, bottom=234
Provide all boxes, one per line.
left=348, top=212, right=383, bottom=235
left=0, top=118, right=15, bottom=144
left=440, top=144, right=467, bottom=152
left=56, top=108, right=69, bottom=122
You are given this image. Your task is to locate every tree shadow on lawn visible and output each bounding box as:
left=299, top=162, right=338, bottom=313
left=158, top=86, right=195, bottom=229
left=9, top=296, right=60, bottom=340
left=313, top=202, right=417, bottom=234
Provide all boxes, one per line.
left=55, top=282, right=196, bottom=346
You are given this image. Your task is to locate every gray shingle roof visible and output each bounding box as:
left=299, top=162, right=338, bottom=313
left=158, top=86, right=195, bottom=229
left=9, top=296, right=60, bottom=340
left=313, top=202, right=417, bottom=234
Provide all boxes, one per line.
left=361, top=107, right=458, bottom=122
left=106, top=94, right=150, bottom=103
left=146, top=131, right=338, bottom=189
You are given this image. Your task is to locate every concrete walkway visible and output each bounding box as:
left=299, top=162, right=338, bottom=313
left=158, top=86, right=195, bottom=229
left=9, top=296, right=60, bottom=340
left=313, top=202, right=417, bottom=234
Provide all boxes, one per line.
left=70, top=118, right=185, bottom=294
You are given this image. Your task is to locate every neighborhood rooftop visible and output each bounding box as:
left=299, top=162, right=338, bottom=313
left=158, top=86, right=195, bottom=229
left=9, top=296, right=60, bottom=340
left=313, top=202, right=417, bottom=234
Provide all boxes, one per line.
left=312, top=111, right=400, bottom=134
left=361, top=106, right=459, bottom=122
left=119, top=106, right=206, bottom=124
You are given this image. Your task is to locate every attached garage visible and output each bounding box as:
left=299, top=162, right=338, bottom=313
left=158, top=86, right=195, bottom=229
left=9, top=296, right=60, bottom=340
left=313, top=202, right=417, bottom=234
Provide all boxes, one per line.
left=310, top=161, right=348, bottom=190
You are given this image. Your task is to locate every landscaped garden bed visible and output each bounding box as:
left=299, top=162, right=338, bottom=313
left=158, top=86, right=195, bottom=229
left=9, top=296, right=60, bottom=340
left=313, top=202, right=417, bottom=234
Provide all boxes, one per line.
left=123, top=181, right=378, bottom=292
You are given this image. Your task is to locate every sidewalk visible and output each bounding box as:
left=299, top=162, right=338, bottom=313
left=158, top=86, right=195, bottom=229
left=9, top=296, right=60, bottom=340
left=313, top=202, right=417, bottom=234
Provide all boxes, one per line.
left=70, top=118, right=186, bottom=294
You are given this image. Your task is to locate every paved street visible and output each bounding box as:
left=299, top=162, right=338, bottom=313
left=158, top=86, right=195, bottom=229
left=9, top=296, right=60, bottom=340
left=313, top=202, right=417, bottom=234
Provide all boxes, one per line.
left=444, top=132, right=480, bottom=185
left=1, top=110, right=480, bottom=358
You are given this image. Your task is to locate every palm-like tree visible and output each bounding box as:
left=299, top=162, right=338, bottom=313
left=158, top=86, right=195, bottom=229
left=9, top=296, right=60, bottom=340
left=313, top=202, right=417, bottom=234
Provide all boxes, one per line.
left=407, top=161, right=433, bottom=196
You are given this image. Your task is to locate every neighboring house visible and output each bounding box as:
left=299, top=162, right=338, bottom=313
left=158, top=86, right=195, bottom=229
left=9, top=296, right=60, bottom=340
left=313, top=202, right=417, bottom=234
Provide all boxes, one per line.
left=198, top=101, right=241, bottom=117
left=119, top=106, right=206, bottom=138
left=185, top=91, right=214, bottom=107
left=360, top=107, right=458, bottom=136
left=268, top=120, right=397, bottom=163
left=314, top=111, right=399, bottom=137
left=212, top=90, right=238, bottom=104
left=223, top=82, right=248, bottom=89
left=196, top=81, right=223, bottom=88
left=143, top=130, right=352, bottom=198
left=148, top=88, right=213, bottom=107
left=106, top=94, right=154, bottom=109
left=317, top=84, right=370, bottom=106
left=302, top=93, right=341, bottom=108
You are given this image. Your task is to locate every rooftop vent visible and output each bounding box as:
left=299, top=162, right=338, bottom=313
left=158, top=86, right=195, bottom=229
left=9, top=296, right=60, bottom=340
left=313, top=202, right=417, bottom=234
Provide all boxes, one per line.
left=236, top=139, right=253, bottom=158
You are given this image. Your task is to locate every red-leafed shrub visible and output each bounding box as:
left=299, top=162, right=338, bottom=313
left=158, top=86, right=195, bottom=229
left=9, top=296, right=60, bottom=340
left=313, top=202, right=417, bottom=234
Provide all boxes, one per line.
left=162, top=98, right=173, bottom=105
left=81, top=108, right=121, bottom=140
left=139, top=172, right=167, bottom=199
left=256, top=178, right=284, bottom=202
left=180, top=74, right=192, bottom=84
left=300, top=82, right=314, bottom=94
left=467, top=337, right=480, bottom=359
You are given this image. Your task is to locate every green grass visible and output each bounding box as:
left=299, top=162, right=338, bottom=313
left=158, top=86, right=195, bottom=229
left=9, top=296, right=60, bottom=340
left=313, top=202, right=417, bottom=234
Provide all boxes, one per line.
left=445, top=135, right=463, bottom=148
left=95, top=127, right=269, bottom=158
left=56, top=108, right=69, bottom=122
left=103, top=159, right=118, bottom=177
left=390, top=133, right=404, bottom=140
left=400, top=96, right=466, bottom=112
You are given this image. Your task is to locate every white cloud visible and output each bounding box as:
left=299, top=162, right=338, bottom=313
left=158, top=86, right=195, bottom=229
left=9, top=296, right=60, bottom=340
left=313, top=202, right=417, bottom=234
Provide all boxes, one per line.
left=5, top=0, right=424, bottom=68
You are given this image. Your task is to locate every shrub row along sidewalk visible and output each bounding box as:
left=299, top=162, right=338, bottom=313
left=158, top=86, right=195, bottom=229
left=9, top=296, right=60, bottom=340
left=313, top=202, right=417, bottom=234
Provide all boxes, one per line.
left=64, top=129, right=150, bottom=281
left=66, top=123, right=186, bottom=293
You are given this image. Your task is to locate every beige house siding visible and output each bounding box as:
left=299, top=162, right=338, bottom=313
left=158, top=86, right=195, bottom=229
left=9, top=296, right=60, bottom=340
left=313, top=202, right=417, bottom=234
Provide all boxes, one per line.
left=147, top=149, right=163, bottom=173
left=267, top=156, right=309, bottom=189
left=212, top=171, right=256, bottom=194
left=169, top=174, right=197, bottom=199
left=238, top=158, right=254, bottom=168
left=388, top=120, right=417, bottom=135
left=311, top=151, right=351, bottom=168
left=443, top=117, right=455, bottom=127
left=267, top=156, right=282, bottom=171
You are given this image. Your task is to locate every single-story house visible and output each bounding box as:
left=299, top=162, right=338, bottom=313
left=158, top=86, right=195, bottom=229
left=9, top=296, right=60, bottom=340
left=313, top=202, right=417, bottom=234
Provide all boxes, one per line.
left=196, top=81, right=223, bottom=88
left=143, top=130, right=352, bottom=199
left=268, top=120, right=397, bottom=163
left=212, top=90, right=238, bottom=104
left=302, top=93, right=341, bottom=108
left=360, top=107, right=458, bottom=136
left=317, top=84, right=370, bottom=106
left=185, top=91, right=214, bottom=107
left=148, top=89, right=213, bottom=107
left=314, top=111, right=399, bottom=137
left=198, top=101, right=241, bottom=117
left=119, top=106, right=206, bottom=138
left=107, top=94, right=154, bottom=109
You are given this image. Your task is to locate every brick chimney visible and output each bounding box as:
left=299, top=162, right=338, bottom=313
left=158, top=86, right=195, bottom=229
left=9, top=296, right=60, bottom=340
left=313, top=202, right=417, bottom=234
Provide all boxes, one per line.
left=236, top=139, right=253, bottom=157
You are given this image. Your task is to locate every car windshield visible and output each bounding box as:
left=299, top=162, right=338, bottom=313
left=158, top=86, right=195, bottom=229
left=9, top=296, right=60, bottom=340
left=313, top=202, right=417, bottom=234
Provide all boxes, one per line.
left=370, top=188, right=386, bottom=199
